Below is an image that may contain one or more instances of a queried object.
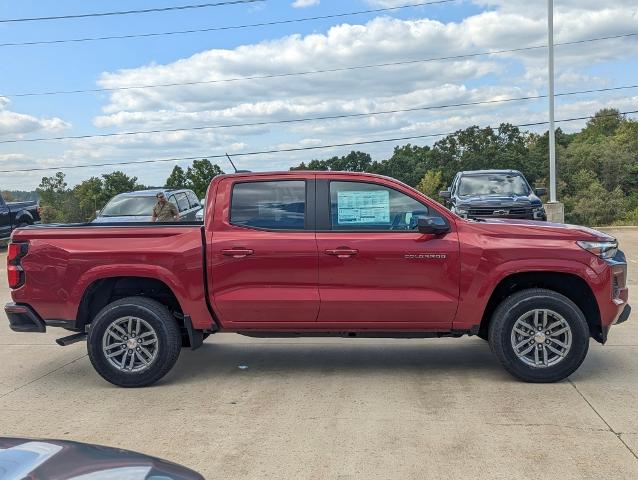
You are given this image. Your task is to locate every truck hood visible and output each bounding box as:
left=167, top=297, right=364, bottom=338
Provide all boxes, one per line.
left=456, top=194, right=541, bottom=208
left=466, top=218, right=615, bottom=242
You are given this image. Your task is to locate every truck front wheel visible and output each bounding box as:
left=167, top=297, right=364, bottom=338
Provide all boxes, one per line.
left=87, top=297, right=182, bottom=387
left=488, top=288, right=590, bottom=383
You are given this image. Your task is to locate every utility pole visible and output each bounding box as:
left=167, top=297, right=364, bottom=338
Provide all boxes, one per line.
left=545, top=0, right=564, bottom=222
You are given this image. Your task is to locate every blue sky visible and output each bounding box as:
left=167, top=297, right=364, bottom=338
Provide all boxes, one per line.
left=1, top=0, right=637, bottom=189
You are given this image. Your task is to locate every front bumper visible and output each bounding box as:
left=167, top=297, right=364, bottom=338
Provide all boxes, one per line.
left=5, top=303, right=46, bottom=333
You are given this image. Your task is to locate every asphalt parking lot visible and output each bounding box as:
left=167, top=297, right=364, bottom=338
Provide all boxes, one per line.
left=0, top=228, right=637, bottom=479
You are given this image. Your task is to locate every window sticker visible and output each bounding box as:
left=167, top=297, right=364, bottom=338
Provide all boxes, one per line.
left=337, top=190, right=390, bottom=224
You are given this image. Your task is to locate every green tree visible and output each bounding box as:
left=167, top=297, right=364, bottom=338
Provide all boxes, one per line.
left=185, top=159, right=224, bottom=198
left=165, top=165, right=187, bottom=189
left=36, top=172, right=70, bottom=223
left=73, top=177, right=105, bottom=221
left=292, top=151, right=372, bottom=172
left=563, top=170, right=628, bottom=226
left=370, top=144, right=433, bottom=186
left=102, top=171, right=141, bottom=200
left=579, top=108, right=623, bottom=141
left=416, top=171, right=445, bottom=202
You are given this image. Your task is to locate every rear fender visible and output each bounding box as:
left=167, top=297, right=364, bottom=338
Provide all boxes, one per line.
left=71, top=264, right=212, bottom=330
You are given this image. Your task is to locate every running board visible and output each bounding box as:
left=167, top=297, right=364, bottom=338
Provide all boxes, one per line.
left=56, top=332, right=87, bottom=346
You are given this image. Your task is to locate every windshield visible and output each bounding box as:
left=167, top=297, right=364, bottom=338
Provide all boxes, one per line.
left=458, top=174, right=530, bottom=197
left=100, top=196, right=157, bottom=216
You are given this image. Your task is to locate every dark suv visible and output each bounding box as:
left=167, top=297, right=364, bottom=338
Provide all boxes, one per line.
left=93, top=188, right=202, bottom=223
left=439, top=170, right=547, bottom=221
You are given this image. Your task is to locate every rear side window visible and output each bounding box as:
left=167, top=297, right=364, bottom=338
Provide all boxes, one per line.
left=231, top=181, right=305, bottom=230
left=330, top=181, right=431, bottom=231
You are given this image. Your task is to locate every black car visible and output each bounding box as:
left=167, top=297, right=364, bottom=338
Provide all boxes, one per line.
left=439, top=169, right=547, bottom=221
left=0, top=437, right=203, bottom=479
left=0, top=194, right=40, bottom=240
left=93, top=189, right=202, bottom=223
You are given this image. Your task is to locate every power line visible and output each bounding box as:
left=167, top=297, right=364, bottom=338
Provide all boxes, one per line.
left=0, top=0, right=264, bottom=24
left=1, top=84, right=636, bottom=145
left=2, top=110, right=636, bottom=174
left=4, top=32, right=636, bottom=98
left=0, top=1, right=456, bottom=46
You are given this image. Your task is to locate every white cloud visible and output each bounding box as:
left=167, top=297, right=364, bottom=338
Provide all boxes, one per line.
left=291, top=0, right=319, bottom=7
left=0, top=97, right=71, bottom=136
left=2, top=1, right=637, bottom=190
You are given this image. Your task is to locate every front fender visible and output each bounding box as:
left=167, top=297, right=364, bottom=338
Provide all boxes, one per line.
left=453, top=257, right=604, bottom=331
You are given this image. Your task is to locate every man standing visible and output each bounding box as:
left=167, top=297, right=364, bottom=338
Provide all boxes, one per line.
left=152, top=192, right=179, bottom=222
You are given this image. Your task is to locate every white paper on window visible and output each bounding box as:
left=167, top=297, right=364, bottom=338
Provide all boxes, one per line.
left=337, top=190, right=390, bottom=224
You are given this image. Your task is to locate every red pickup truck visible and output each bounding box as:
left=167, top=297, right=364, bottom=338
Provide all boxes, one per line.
left=5, top=171, right=631, bottom=387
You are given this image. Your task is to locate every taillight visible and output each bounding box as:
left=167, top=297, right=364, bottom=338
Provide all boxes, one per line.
left=7, top=242, right=28, bottom=289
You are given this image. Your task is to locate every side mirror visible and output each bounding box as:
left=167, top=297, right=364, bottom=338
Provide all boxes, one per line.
left=417, top=216, right=450, bottom=235
left=534, top=187, right=547, bottom=197
left=439, top=190, right=451, bottom=200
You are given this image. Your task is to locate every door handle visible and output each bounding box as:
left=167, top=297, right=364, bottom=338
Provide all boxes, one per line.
left=221, top=248, right=254, bottom=258
left=325, top=248, right=359, bottom=258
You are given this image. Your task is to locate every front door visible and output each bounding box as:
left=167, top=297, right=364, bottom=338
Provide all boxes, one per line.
left=315, top=177, right=460, bottom=330
left=209, top=176, right=319, bottom=328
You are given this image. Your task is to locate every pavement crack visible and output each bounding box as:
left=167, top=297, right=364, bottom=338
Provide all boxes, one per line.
left=484, top=422, right=609, bottom=433
left=569, top=379, right=638, bottom=462
left=0, top=353, right=87, bottom=400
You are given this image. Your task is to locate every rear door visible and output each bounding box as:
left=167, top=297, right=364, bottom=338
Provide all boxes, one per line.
left=186, top=191, right=202, bottom=220
left=315, top=176, right=460, bottom=330
left=208, top=175, right=319, bottom=328
left=174, top=193, right=190, bottom=221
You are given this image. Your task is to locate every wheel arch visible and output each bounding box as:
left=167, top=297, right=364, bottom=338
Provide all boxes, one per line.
left=478, top=271, right=602, bottom=343
left=14, top=210, right=34, bottom=226
left=76, top=276, right=183, bottom=332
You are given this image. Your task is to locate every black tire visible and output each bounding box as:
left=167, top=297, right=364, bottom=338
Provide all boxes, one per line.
left=488, top=288, right=590, bottom=383
left=87, top=297, right=181, bottom=387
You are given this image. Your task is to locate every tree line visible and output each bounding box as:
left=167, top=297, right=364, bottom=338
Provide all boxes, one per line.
left=36, top=159, right=223, bottom=223
left=34, top=108, right=638, bottom=226
left=290, top=108, right=638, bottom=226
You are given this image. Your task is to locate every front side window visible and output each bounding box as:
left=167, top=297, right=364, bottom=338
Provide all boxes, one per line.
left=330, top=181, right=432, bottom=231
left=231, top=181, right=305, bottom=230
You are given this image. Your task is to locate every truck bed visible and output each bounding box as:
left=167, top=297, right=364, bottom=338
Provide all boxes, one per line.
left=10, top=223, right=213, bottom=330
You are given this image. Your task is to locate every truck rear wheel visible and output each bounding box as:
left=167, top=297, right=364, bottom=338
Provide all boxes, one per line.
left=488, top=288, right=590, bottom=383
left=87, top=297, right=181, bottom=387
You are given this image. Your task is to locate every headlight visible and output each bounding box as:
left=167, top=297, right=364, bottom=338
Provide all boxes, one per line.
left=577, top=240, right=618, bottom=259
left=532, top=206, right=545, bottom=219
left=456, top=208, right=468, bottom=218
